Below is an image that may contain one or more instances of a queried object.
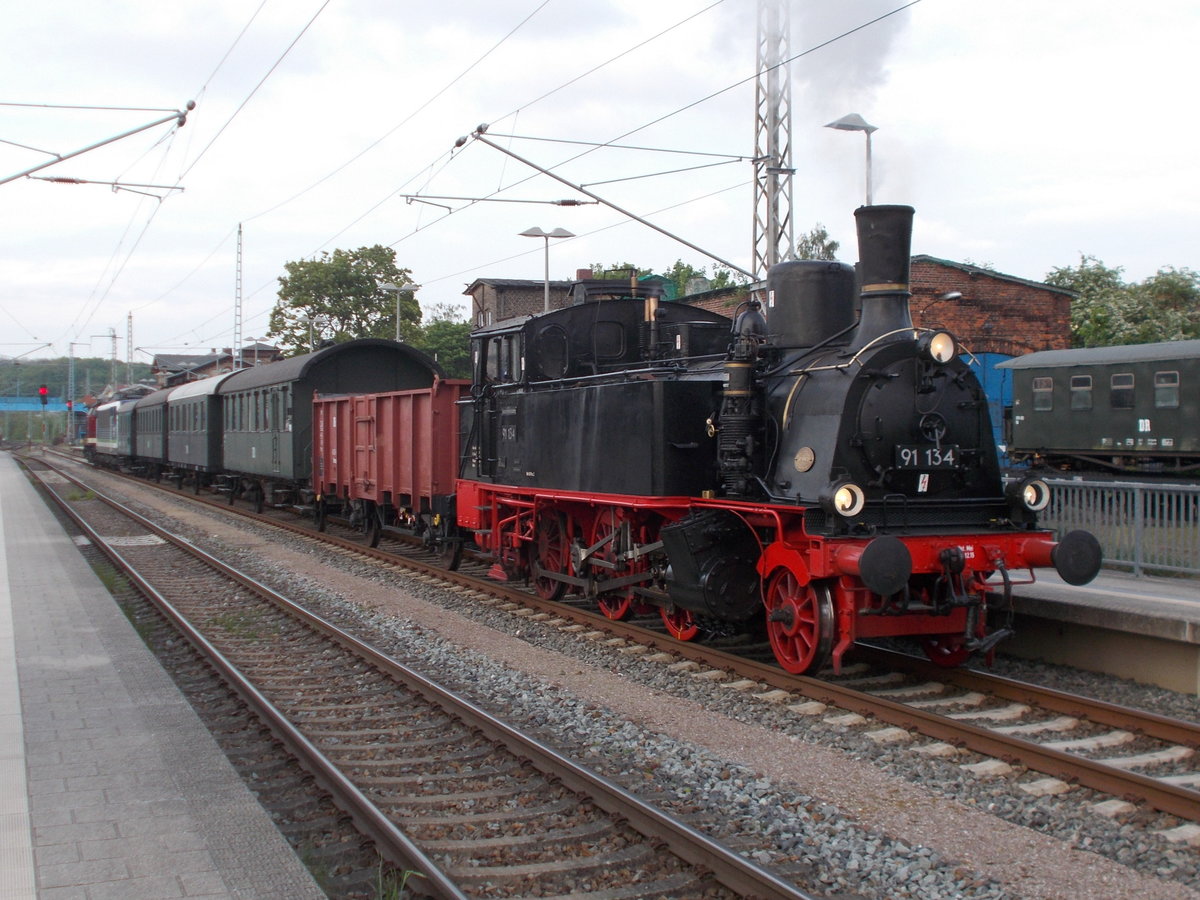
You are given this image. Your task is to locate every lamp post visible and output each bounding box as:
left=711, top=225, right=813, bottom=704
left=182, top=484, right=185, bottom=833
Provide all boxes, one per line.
left=824, top=113, right=878, bottom=205
left=520, top=227, right=574, bottom=312
left=379, top=282, right=418, bottom=342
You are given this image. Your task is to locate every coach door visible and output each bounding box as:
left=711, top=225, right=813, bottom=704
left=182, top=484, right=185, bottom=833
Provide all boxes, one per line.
left=353, top=395, right=376, bottom=494
left=268, top=390, right=282, bottom=474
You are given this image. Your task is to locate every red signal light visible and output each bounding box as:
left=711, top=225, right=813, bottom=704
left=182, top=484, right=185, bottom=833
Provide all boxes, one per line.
left=38, top=385, right=48, bottom=406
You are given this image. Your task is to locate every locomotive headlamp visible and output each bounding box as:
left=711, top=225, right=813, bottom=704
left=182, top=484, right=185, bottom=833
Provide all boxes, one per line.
left=822, top=481, right=866, bottom=518
left=1008, top=477, right=1051, bottom=513
left=918, top=331, right=957, bottom=364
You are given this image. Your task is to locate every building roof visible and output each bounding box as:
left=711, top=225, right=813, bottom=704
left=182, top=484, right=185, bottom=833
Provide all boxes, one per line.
left=462, top=277, right=572, bottom=294
left=153, top=352, right=223, bottom=372
left=912, top=255, right=1076, bottom=298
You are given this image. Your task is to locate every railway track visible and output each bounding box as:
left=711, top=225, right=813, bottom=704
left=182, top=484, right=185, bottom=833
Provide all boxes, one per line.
left=42, top=453, right=1200, bottom=833
left=26, top=455, right=812, bottom=900
left=42, top=448, right=1200, bottom=835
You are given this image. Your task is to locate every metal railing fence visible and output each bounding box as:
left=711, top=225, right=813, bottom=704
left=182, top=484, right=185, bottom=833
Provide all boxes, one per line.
left=1041, top=479, right=1200, bottom=578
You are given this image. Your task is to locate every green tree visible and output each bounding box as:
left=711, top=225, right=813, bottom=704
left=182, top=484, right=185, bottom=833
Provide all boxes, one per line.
left=661, top=259, right=746, bottom=297
left=589, top=262, right=651, bottom=278
left=794, top=223, right=840, bottom=260
left=410, top=304, right=472, bottom=379
left=268, top=246, right=420, bottom=354
left=1045, top=255, right=1196, bottom=347
left=1139, top=267, right=1200, bottom=338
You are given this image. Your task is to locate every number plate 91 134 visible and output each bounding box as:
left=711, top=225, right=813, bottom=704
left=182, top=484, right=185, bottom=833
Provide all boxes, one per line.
left=896, top=445, right=959, bottom=468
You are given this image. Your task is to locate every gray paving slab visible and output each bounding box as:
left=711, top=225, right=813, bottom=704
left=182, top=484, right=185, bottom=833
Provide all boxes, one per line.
left=0, top=452, right=325, bottom=900
left=1014, top=567, right=1200, bottom=643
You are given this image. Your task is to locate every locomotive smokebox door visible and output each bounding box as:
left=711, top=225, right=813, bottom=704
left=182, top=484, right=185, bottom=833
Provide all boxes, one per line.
left=661, top=509, right=762, bottom=621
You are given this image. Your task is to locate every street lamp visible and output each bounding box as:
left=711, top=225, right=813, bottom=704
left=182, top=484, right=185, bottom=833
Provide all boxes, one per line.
left=520, top=227, right=574, bottom=313
left=824, top=113, right=878, bottom=205
left=379, top=282, right=418, bottom=342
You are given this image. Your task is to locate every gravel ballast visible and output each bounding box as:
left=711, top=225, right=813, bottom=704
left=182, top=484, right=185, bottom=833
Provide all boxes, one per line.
left=84, top=476, right=1200, bottom=900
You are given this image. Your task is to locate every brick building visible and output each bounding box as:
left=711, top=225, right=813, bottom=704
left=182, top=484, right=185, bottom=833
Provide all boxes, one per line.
left=463, top=278, right=573, bottom=328
left=463, top=258, right=1074, bottom=358
left=910, top=256, right=1073, bottom=356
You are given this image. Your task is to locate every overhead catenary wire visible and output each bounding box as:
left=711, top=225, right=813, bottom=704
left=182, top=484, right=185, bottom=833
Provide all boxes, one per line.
left=149, top=2, right=921, bottom=353
left=177, top=0, right=333, bottom=182
left=142, top=1, right=559, bottom=353
left=242, top=0, right=555, bottom=225
left=138, top=0, right=742, bottom=351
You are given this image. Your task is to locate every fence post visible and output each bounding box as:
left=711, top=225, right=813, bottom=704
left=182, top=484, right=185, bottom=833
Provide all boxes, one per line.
left=1132, top=484, right=1144, bottom=578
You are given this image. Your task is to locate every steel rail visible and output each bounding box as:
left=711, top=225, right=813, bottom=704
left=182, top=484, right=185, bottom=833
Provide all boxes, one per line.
left=56, top=452, right=1200, bottom=822
left=857, top=645, right=1200, bottom=747
left=34, top=456, right=816, bottom=900
left=27, top=463, right=467, bottom=899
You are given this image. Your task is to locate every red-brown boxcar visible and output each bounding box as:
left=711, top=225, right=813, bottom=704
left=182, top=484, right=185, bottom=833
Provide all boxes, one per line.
left=312, top=378, right=469, bottom=559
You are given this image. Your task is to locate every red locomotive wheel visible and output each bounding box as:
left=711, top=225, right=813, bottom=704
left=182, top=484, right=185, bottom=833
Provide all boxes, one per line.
left=533, top=511, right=569, bottom=602
left=660, top=605, right=700, bottom=641
left=591, top=508, right=632, bottom=620
left=764, top=571, right=834, bottom=675
left=921, top=635, right=970, bottom=668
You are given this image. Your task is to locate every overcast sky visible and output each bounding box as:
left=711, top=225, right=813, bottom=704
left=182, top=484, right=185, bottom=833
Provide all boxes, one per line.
left=3, top=0, right=1197, bottom=364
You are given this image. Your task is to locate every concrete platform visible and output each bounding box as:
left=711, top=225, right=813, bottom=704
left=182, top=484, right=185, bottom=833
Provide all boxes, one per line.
left=1010, top=568, right=1200, bottom=695
left=0, top=451, right=325, bottom=899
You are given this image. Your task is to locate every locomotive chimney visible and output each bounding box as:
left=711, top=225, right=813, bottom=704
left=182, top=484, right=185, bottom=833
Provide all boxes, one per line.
left=848, top=204, right=915, bottom=352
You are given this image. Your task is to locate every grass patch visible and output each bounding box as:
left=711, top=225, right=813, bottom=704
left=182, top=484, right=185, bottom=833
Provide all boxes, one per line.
left=209, top=609, right=274, bottom=640
left=375, top=859, right=423, bottom=899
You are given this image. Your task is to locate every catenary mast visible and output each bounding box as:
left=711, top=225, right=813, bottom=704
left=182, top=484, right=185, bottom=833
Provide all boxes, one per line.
left=752, top=0, right=795, bottom=280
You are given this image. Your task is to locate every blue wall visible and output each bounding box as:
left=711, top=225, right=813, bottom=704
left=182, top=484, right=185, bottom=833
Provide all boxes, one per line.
left=0, top=397, right=68, bottom=412
left=967, top=352, right=1013, bottom=460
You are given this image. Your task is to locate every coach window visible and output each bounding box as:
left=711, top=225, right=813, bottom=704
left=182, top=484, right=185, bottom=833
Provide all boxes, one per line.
left=1155, top=371, right=1180, bottom=408
left=1069, top=375, right=1092, bottom=410
left=1032, top=376, right=1054, bottom=411
left=1110, top=373, right=1135, bottom=409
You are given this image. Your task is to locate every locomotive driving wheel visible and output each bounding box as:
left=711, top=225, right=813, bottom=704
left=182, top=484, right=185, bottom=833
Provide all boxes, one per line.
left=660, top=605, right=700, bottom=641
left=589, top=507, right=648, bottom=620
left=921, top=635, right=970, bottom=668
left=532, top=511, right=570, bottom=602
left=764, top=571, right=834, bottom=675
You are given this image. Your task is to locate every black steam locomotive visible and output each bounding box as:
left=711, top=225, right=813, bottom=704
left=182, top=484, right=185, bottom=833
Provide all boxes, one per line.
left=456, top=205, right=1102, bottom=673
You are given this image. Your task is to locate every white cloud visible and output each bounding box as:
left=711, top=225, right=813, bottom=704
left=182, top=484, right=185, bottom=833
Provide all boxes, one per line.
left=2, top=0, right=1197, bottom=362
